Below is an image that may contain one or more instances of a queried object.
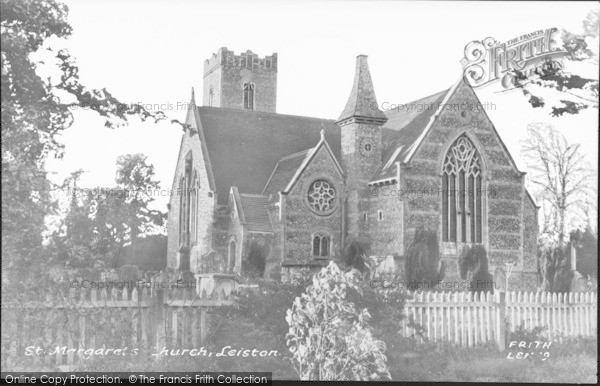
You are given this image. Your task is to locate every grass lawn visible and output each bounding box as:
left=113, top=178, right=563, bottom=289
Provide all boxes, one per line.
left=389, top=338, right=598, bottom=383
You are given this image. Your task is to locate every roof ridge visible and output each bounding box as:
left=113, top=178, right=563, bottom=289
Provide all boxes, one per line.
left=198, top=106, right=336, bottom=123
left=402, top=78, right=462, bottom=163
left=400, top=89, right=450, bottom=106
left=277, top=148, right=311, bottom=161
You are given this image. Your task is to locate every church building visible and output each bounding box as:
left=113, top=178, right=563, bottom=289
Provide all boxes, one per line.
left=167, top=47, right=540, bottom=290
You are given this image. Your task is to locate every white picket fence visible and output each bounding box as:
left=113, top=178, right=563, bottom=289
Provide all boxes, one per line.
left=402, top=291, right=597, bottom=349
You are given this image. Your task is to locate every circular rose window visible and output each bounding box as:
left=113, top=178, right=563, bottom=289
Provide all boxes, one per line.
left=307, top=180, right=337, bottom=215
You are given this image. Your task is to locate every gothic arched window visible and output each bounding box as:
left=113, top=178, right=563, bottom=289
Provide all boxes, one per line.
left=243, top=83, right=254, bottom=110
left=190, top=171, right=198, bottom=244
left=442, top=135, right=483, bottom=243
left=179, top=152, right=193, bottom=247
left=178, top=177, right=185, bottom=245
left=229, top=240, right=237, bottom=271
left=208, top=86, right=214, bottom=107
left=313, top=234, right=331, bottom=257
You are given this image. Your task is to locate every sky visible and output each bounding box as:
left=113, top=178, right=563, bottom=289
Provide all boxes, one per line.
left=44, top=0, right=599, bottom=217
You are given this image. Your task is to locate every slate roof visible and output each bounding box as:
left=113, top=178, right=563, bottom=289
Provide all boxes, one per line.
left=338, top=55, right=387, bottom=123
left=373, top=89, right=450, bottom=181
left=196, top=89, right=451, bottom=197
left=239, top=194, right=272, bottom=233
left=262, top=149, right=311, bottom=196
left=197, top=106, right=341, bottom=204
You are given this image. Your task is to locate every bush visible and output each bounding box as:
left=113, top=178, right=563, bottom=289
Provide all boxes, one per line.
left=121, top=235, right=167, bottom=271
left=540, top=246, right=573, bottom=292
left=242, top=241, right=268, bottom=279
left=204, top=271, right=313, bottom=378
left=336, top=238, right=371, bottom=274
left=285, top=262, right=390, bottom=380
left=221, top=275, right=312, bottom=349
left=458, top=245, right=493, bottom=293
left=405, top=227, right=444, bottom=288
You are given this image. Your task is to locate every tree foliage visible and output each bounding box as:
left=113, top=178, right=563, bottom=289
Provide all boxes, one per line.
left=404, top=227, right=445, bottom=287
left=336, top=238, right=371, bottom=274
left=54, top=154, right=165, bottom=268
left=539, top=245, right=573, bottom=293
left=459, top=245, right=493, bottom=293
left=122, top=234, right=168, bottom=272
left=1, top=0, right=178, bottom=271
left=242, top=240, right=269, bottom=280
left=285, top=262, right=390, bottom=381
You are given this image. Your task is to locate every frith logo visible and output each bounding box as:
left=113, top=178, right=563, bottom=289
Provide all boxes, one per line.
left=461, top=28, right=568, bottom=89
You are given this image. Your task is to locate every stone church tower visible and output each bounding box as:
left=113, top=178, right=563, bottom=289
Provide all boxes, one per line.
left=202, top=47, right=278, bottom=112
left=337, top=55, right=387, bottom=241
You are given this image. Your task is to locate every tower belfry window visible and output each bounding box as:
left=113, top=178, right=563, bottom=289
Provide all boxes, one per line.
left=208, top=86, right=214, bottom=107
left=243, top=83, right=254, bottom=110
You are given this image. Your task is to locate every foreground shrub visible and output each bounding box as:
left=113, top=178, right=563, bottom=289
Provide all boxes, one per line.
left=285, top=262, right=390, bottom=381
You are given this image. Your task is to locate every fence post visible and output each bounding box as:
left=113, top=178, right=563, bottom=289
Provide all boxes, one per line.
left=154, top=288, right=166, bottom=360
left=497, top=291, right=506, bottom=351
left=200, top=307, right=207, bottom=343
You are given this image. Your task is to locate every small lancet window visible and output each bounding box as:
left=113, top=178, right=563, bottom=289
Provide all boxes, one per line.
left=312, top=234, right=331, bottom=257
left=243, top=83, right=254, bottom=110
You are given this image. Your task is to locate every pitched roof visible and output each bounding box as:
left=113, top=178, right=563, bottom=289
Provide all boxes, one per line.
left=371, top=77, right=531, bottom=187
left=197, top=106, right=341, bottom=204
left=262, top=150, right=311, bottom=196
left=285, top=133, right=345, bottom=194
left=337, top=55, right=387, bottom=124
left=372, top=88, right=451, bottom=181
left=239, top=194, right=272, bottom=233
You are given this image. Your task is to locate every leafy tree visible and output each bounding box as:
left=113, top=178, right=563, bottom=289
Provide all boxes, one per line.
left=113, top=154, right=165, bottom=244
left=544, top=245, right=573, bottom=293
left=404, top=227, right=445, bottom=289
left=1, top=0, right=177, bottom=274
left=539, top=245, right=568, bottom=292
left=52, top=154, right=165, bottom=270
left=285, top=262, right=390, bottom=381
left=511, top=9, right=599, bottom=116
left=122, top=234, right=167, bottom=272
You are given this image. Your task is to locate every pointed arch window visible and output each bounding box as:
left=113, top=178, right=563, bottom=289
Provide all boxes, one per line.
left=229, top=240, right=237, bottom=272
left=190, top=171, right=198, bottom=244
left=442, top=135, right=483, bottom=243
left=243, top=83, right=254, bottom=110
left=178, top=177, right=186, bottom=245
left=208, top=86, right=214, bottom=107
left=179, top=152, right=193, bottom=247
left=313, top=234, right=331, bottom=257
